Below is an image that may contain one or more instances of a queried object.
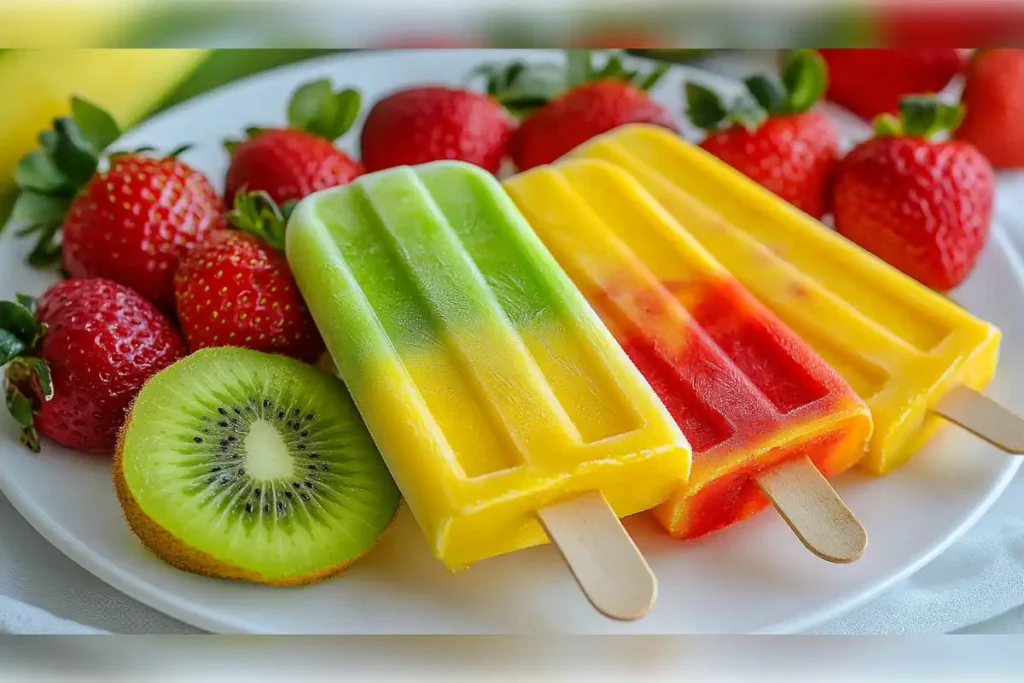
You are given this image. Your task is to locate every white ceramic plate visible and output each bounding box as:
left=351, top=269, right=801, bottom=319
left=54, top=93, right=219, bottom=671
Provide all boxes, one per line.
left=1, top=50, right=1022, bottom=634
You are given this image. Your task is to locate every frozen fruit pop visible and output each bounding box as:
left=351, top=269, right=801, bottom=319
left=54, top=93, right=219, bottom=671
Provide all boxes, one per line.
left=285, top=160, right=691, bottom=619
left=573, top=124, right=1020, bottom=475
left=503, top=159, right=873, bottom=559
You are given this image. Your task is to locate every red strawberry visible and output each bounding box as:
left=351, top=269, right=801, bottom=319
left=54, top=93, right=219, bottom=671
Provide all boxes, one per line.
left=359, top=86, right=513, bottom=174
left=687, top=50, right=838, bottom=219
left=498, top=51, right=676, bottom=170
left=833, top=96, right=994, bottom=292
left=818, top=49, right=965, bottom=121
left=1, top=278, right=185, bottom=454
left=62, top=154, right=221, bottom=309
left=225, top=79, right=364, bottom=206
left=4, top=98, right=221, bottom=310
left=877, top=6, right=1024, bottom=48
left=174, top=191, right=324, bottom=363
left=955, top=49, right=1024, bottom=169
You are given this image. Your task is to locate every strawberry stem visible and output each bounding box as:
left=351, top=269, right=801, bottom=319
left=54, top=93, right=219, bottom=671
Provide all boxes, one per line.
left=744, top=75, right=787, bottom=113
left=168, top=144, right=193, bottom=158
left=69, top=96, right=121, bottom=156
left=2, top=97, right=125, bottom=270
left=226, top=190, right=294, bottom=251
left=3, top=361, right=46, bottom=453
left=473, top=49, right=669, bottom=118
left=224, top=80, right=361, bottom=154
left=0, top=301, right=41, bottom=356
left=685, top=82, right=766, bottom=132
left=874, top=113, right=904, bottom=137
left=686, top=49, right=826, bottom=133
left=685, top=82, right=729, bottom=129
left=872, top=95, right=965, bottom=138
left=470, top=60, right=566, bottom=117
left=565, top=50, right=593, bottom=88
left=1, top=296, right=51, bottom=453
left=780, top=49, right=828, bottom=113
left=286, top=79, right=361, bottom=141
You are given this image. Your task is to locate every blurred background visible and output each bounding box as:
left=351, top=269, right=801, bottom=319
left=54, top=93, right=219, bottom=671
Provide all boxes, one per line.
left=2, top=0, right=1023, bottom=224
left=2, top=0, right=1024, bottom=49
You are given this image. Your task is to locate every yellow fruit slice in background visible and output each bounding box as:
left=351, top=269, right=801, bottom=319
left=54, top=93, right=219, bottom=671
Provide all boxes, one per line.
left=0, top=49, right=209, bottom=188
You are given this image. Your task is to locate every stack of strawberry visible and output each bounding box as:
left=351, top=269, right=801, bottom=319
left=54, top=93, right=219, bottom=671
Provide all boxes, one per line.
left=1, top=83, right=362, bottom=455
left=684, top=48, right=1011, bottom=294
left=2, top=48, right=1022, bottom=458
left=0, top=50, right=685, bottom=457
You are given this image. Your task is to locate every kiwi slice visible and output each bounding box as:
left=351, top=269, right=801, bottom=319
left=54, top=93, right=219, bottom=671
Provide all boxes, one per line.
left=114, top=347, right=400, bottom=585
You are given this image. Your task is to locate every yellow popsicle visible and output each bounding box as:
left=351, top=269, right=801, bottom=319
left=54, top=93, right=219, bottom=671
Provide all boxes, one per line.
left=573, top=124, right=1002, bottom=474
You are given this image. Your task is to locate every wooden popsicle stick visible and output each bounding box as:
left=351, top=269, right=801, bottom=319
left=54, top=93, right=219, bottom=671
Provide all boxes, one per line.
left=932, top=386, right=1024, bottom=453
left=755, top=455, right=867, bottom=564
left=537, top=491, right=657, bottom=621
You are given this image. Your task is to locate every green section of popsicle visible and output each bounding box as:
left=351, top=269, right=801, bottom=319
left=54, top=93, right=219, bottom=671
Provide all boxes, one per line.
left=285, top=161, right=594, bottom=358
left=283, top=160, right=658, bottom=458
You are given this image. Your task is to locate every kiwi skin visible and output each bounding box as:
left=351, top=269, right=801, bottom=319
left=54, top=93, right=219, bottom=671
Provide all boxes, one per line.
left=111, top=351, right=399, bottom=587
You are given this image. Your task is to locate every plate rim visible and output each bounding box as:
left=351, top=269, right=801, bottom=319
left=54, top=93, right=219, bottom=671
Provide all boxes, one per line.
left=1, top=48, right=1021, bottom=635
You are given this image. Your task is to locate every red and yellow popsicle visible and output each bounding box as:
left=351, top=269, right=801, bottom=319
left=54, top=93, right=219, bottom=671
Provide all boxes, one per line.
left=504, top=159, right=873, bottom=558
left=573, top=124, right=1016, bottom=475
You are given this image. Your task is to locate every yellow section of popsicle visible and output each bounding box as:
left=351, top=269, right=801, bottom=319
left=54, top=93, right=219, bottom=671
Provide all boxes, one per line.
left=285, top=161, right=691, bottom=569
left=573, top=124, right=1000, bottom=474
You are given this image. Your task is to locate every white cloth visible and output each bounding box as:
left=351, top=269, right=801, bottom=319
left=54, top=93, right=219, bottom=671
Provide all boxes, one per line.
left=0, top=494, right=196, bottom=634
left=0, top=597, right=109, bottom=635
left=810, top=467, right=1024, bottom=634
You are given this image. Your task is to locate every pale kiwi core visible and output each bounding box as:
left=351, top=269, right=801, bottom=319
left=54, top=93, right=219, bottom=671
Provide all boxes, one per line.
left=244, top=419, right=295, bottom=481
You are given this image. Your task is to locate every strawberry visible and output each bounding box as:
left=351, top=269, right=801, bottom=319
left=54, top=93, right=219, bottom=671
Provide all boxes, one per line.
left=955, top=49, right=1024, bottom=169
left=687, top=50, right=838, bottom=219
left=876, top=6, right=1024, bottom=48
left=494, top=50, right=676, bottom=170
left=174, top=191, right=324, bottom=364
left=61, top=154, right=221, bottom=310
left=817, top=49, right=965, bottom=121
left=224, top=79, right=364, bottom=206
left=3, top=98, right=221, bottom=310
left=833, top=96, right=994, bottom=292
left=1, top=278, right=185, bottom=454
left=359, top=86, right=513, bottom=174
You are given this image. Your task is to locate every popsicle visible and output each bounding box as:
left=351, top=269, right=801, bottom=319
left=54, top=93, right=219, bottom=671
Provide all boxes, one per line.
left=572, top=123, right=1021, bottom=475
left=285, top=160, right=691, bottom=620
left=503, top=159, right=874, bottom=559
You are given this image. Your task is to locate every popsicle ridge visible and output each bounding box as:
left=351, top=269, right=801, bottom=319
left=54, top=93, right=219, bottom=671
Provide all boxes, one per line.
left=286, top=161, right=691, bottom=568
